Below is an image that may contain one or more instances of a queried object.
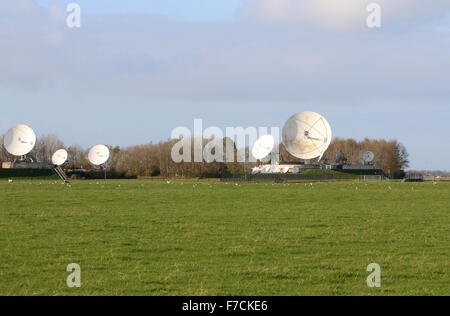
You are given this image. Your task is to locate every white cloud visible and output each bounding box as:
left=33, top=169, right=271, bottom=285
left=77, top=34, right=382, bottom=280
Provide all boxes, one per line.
left=0, top=0, right=449, bottom=103
left=238, top=0, right=450, bottom=31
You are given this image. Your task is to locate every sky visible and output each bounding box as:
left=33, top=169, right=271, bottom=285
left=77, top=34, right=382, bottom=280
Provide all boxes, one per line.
left=35, top=0, right=242, bottom=21
left=1, top=0, right=449, bottom=170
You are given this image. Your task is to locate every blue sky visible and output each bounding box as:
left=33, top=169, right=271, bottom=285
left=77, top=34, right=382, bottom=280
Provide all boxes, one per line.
left=36, top=0, right=243, bottom=21
left=1, top=0, right=450, bottom=170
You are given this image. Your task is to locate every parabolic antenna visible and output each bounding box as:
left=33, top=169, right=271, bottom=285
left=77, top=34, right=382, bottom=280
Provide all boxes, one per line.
left=52, top=149, right=68, bottom=166
left=252, top=135, right=275, bottom=160
left=282, top=111, right=332, bottom=160
left=3, top=124, right=37, bottom=156
left=88, top=145, right=110, bottom=166
left=363, top=151, right=375, bottom=163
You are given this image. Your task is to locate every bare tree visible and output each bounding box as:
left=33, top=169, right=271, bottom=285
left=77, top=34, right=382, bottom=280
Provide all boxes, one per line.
left=31, top=134, right=65, bottom=163
left=67, top=145, right=88, bottom=170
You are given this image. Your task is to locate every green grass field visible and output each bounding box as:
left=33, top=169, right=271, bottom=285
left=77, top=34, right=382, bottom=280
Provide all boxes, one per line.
left=0, top=179, right=448, bottom=296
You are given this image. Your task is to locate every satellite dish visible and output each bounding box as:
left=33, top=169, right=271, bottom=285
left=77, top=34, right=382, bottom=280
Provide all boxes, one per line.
left=88, top=145, right=110, bottom=166
left=3, top=124, right=37, bottom=156
left=52, top=149, right=68, bottom=166
left=252, top=135, right=275, bottom=160
left=363, top=151, right=375, bottom=163
left=282, top=111, right=332, bottom=160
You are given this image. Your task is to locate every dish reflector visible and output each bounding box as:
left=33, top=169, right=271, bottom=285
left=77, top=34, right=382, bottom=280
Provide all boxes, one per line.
left=282, top=111, right=332, bottom=160
left=52, top=149, right=68, bottom=166
left=88, top=145, right=110, bottom=166
left=363, top=151, right=375, bottom=163
left=3, top=124, right=37, bottom=156
left=252, top=135, right=275, bottom=160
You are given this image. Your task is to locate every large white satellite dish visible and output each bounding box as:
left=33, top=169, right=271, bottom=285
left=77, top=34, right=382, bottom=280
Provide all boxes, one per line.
left=88, top=145, right=110, bottom=166
left=252, top=135, right=275, bottom=160
left=363, top=151, right=375, bottom=163
left=282, top=111, right=332, bottom=160
left=52, top=149, right=68, bottom=166
left=3, top=124, right=37, bottom=156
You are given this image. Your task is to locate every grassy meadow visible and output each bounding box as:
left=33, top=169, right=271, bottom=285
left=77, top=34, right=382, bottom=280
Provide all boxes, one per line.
left=0, top=179, right=448, bottom=296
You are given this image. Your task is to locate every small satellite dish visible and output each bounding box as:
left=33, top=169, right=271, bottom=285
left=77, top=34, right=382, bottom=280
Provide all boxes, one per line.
left=88, top=145, right=110, bottom=166
left=252, top=135, right=275, bottom=160
left=282, top=111, right=332, bottom=160
left=363, top=151, right=375, bottom=163
left=3, top=124, right=36, bottom=156
left=52, top=149, right=68, bottom=166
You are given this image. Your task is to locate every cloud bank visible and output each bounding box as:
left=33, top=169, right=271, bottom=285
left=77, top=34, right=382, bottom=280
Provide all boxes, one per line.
left=239, top=0, right=450, bottom=30
left=0, top=0, right=449, bottom=103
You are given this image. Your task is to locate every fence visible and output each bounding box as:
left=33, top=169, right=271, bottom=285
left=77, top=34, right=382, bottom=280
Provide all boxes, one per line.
left=220, top=171, right=388, bottom=182
left=358, top=175, right=386, bottom=182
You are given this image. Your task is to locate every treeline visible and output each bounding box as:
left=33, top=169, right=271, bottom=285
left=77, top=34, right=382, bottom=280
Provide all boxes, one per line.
left=0, top=134, right=410, bottom=178
left=281, top=138, right=410, bottom=176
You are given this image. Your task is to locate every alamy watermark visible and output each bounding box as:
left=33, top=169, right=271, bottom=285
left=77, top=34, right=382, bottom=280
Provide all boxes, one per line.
left=66, top=263, right=81, bottom=288
left=170, top=119, right=279, bottom=163
left=367, top=263, right=381, bottom=288
left=367, top=3, right=382, bottom=28
left=63, top=262, right=382, bottom=290
left=66, top=3, right=81, bottom=28
left=64, top=2, right=380, bottom=30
